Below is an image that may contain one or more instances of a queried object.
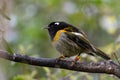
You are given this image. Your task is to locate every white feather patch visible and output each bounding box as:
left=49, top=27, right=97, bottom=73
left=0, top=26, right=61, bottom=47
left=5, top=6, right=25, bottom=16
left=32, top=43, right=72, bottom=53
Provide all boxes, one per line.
left=71, top=32, right=84, bottom=37
left=55, top=22, right=60, bottom=25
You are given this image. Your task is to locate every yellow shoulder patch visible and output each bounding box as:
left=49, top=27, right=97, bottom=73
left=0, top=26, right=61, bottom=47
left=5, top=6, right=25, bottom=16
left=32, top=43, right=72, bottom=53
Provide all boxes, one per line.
left=53, top=30, right=66, bottom=42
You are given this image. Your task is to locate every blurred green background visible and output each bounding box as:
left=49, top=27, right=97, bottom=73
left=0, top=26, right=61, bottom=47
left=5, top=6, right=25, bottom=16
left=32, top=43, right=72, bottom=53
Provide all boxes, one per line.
left=0, top=0, right=120, bottom=80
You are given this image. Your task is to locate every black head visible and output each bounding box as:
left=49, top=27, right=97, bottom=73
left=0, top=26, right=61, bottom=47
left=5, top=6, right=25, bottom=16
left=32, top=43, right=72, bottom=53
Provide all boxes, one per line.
left=46, top=22, right=69, bottom=39
left=47, top=21, right=70, bottom=30
left=46, top=21, right=79, bottom=40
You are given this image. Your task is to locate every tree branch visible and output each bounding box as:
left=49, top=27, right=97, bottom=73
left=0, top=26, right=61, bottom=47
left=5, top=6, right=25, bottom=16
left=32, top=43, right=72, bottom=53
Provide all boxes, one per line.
left=0, top=50, right=120, bottom=78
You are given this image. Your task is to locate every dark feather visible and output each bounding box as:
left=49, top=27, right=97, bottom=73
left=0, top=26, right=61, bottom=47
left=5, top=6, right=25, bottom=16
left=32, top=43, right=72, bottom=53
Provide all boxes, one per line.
left=65, top=32, right=94, bottom=51
left=94, top=47, right=110, bottom=60
left=65, top=32, right=110, bottom=60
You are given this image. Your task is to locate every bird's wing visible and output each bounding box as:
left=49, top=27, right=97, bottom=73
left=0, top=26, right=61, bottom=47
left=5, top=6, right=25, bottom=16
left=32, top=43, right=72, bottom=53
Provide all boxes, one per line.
left=65, top=31, right=96, bottom=52
left=65, top=31, right=110, bottom=60
left=79, top=30, right=87, bottom=37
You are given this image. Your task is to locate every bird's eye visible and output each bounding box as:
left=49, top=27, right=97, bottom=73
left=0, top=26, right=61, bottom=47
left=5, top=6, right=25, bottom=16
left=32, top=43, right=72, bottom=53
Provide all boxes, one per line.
left=54, top=22, right=60, bottom=25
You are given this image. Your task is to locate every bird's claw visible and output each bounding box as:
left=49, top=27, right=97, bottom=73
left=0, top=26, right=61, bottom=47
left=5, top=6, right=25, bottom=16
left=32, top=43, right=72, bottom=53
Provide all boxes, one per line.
left=70, top=56, right=80, bottom=66
left=55, top=55, right=65, bottom=63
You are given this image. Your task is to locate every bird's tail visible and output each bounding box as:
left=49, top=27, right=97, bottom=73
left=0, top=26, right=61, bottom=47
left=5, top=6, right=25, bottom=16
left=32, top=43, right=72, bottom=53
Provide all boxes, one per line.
left=93, top=47, right=110, bottom=60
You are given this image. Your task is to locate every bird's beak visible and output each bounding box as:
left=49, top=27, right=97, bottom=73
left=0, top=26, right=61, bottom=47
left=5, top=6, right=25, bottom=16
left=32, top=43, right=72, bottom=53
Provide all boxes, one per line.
left=44, top=26, right=49, bottom=29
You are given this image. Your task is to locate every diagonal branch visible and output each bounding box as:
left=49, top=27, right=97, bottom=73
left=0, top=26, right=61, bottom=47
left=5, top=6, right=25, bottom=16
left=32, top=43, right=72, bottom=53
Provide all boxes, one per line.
left=0, top=50, right=120, bottom=78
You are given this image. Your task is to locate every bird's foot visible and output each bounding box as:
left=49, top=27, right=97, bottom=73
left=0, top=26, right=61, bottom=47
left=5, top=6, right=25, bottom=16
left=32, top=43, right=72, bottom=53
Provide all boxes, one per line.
left=56, top=55, right=65, bottom=63
left=75, top=56, right=80, bottom=61
left=70, top=56, right=80, bottom=66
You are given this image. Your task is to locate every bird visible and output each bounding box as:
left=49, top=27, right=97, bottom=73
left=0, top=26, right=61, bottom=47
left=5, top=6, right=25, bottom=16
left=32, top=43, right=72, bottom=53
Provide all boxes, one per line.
left=45, top=21, right=110, bottom=62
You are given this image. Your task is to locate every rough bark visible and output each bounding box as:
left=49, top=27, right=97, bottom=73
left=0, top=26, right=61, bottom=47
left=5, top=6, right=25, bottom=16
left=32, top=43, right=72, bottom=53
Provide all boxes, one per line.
left=0, top=50, right=120, bottom=78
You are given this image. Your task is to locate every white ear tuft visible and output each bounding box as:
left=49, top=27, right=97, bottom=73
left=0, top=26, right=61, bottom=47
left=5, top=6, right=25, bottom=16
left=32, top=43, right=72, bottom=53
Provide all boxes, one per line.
left=54, top=22, right=60, bottom=25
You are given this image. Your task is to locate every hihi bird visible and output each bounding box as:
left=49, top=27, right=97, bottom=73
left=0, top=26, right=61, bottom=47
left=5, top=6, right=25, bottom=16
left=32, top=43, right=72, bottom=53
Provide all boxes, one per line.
left=46, top=21, right=110, bottom=62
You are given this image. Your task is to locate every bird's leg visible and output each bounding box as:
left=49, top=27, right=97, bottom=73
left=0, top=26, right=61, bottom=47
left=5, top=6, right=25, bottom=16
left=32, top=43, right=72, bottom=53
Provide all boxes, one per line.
left=74, top=56, right=80, bottom=61
left=56, top=54, right=65, bottom=63
left=71, top=53, right=80, bottom=66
